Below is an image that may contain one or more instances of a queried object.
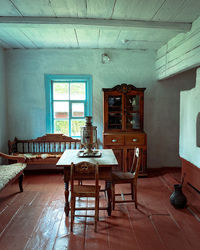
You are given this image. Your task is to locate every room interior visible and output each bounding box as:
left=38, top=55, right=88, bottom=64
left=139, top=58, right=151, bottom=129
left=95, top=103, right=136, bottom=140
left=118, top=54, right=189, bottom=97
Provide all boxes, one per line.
left=0, top=1, right=200, bottom=249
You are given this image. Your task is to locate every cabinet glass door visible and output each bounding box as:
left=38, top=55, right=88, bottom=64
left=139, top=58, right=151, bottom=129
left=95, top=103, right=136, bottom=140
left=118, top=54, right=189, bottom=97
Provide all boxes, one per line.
left=126, top=94, right=140, bottom=129
left=107, top=95, right=122, bottom=130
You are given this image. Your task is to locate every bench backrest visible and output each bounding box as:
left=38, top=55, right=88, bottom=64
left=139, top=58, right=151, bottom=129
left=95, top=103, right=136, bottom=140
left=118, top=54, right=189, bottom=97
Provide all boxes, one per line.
left=8, top=134, right=81, bottom=154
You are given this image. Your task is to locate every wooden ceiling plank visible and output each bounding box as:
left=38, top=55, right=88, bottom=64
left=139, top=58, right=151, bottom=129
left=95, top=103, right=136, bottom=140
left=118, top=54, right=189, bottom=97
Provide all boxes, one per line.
left=98, top=29, right=121, bottom=48
left=126, top=40, right=163, bottom=50
left=21, top=27, right=78, bottom=48
left=50, top=0, right=87, bottom=18
left=112, top=0, right=165, bottom=20
left=119, top=29, right=181, bottom=43
left=0, top=0, right=199, bottom=24
left=172, top=0, right=200, bottom=22
left=87, top=0, right=115, bottom=18
left=116, top=30, right=164, bottom=50
left=75, top=28, right=99, bottom=48
left=19, top=28, right=51, bottom=48
left=2, top=28, right=37, bottom=48
left=0, top=16, right=191, bottom=32
left=0, top=29, right=24, bottom=48
left=0, top=0, right=21, bottom=16
left=152, top=0, right=200, bottom=22
left=0, top=38, right=12, bottom=49
left=52, top=28, right=78, bottom=48
left=111, top=0, right=138, bottom=19
left=13, top=0, right=55, bottom=17
left=152, top=0, right=186, bottom=21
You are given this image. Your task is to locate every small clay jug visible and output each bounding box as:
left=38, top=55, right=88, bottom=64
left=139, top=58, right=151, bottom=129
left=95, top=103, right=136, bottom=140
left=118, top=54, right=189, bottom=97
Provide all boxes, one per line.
left=170, top=184, right=187, bottom=209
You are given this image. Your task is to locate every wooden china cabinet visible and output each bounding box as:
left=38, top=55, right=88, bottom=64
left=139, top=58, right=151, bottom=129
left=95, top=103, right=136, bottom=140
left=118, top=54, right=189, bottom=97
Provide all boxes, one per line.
left=102, top=83, right=147, bottom=176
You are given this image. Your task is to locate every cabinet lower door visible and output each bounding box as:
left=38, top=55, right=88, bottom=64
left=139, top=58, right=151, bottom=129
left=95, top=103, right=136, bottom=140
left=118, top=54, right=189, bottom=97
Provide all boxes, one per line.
left=112, top=149, right=123, bottom=171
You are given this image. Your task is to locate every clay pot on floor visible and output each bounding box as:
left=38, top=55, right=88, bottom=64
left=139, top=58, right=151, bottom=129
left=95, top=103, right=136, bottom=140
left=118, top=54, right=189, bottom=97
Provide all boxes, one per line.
left=170, top=184, right=187, bottom=209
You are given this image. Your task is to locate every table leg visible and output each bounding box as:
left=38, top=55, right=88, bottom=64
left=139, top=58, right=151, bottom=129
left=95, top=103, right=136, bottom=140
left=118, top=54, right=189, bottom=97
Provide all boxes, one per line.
left=106, top=181, right=112, bottom=216
left=64, top=181, right=69, bottom=216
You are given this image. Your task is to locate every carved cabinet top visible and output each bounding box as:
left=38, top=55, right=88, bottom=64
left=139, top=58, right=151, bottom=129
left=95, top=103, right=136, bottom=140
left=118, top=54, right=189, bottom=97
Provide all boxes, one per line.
left=102, top=83, right=146, bottom=93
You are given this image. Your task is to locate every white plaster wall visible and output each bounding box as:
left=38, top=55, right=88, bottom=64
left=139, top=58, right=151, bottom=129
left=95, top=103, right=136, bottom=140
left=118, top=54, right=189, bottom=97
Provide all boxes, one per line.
left=0, top=48, right=7, bottom=159
left=5, top=49, right=154, bottom=142
left=5, top=48, right=191, bottom=168
left=147, top=68, right=196, bottom=168
left=180, top=68, right=200, bottom=167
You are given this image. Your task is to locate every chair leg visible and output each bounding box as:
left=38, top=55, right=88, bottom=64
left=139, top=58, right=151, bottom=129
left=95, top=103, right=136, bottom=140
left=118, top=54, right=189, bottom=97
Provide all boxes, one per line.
left=112, top=183, right=115, bottom=210
left=95, top=196, right=99, bottom=232
left=134, top=185, right=137, bottom=209
left=97, top=194, right=100, bottom=221
left=71, top=197, right=75, bottom=232
left=131, top=182, right=134, bottom=200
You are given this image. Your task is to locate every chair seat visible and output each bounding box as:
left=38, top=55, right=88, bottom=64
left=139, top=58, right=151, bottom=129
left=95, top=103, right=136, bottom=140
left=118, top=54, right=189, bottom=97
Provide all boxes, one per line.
left=73, top=185, right=101, bottom=196
left=112, top=171, right=135, bottom=182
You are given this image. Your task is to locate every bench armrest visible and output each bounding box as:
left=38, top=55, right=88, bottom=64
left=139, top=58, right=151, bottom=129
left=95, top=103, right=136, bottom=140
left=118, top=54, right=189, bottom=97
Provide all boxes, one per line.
left=0, top=152, right=26, bottom=163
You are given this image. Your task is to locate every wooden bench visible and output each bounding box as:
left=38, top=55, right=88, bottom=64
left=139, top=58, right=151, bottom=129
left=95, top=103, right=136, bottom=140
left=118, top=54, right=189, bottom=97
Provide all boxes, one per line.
left=8, top=133, right=81, bottom=166
left=0, top=152, right=26, bottom=192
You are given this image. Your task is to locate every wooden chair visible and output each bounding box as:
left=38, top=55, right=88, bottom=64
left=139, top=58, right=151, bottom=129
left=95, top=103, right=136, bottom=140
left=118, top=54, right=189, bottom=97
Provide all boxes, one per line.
left=70, top=161, right=100, bottom=232
left=112, top=147, right=142, bottom=210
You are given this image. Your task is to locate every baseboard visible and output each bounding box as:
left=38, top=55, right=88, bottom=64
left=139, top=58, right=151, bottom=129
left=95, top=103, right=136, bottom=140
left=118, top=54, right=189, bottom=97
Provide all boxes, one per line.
left=181, top=157, right=200, bottom=191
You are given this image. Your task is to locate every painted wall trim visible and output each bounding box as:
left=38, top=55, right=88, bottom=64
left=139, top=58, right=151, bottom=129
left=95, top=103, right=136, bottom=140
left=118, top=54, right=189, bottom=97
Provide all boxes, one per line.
left=44, top=74, right=93, bottom=134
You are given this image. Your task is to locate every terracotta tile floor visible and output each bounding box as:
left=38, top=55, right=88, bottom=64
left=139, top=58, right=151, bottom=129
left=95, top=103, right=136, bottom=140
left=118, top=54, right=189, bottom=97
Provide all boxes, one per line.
left=0, top=168, right=199, bottom=250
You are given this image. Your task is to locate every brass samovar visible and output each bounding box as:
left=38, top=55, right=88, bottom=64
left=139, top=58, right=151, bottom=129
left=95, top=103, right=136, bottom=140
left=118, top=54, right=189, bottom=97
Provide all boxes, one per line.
left=79, top=116, right=101, bottom=157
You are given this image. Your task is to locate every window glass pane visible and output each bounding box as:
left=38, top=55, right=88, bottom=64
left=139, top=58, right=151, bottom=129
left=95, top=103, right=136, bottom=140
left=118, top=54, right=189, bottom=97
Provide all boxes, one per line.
left=53, top=102, right=69, bottom=119
left=54, top=120, right=69, bottom=135
left=53, top=82, right=69, bottom=100
left=72, top=103, right=84, bottom=117
left=70, top=83, right=85, bottom=100
left=71, top=119, right=85, bottom=136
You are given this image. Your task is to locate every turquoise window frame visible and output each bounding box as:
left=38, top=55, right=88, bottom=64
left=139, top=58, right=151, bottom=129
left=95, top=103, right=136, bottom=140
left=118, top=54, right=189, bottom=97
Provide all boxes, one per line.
left=45, top=74, right=92, bottom=137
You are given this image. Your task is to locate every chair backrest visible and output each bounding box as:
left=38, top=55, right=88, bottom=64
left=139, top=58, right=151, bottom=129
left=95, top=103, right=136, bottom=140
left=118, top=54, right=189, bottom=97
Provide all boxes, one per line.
left=130, top=147, right=142, bottom=179
left=70, top=161, right=99, bottom=194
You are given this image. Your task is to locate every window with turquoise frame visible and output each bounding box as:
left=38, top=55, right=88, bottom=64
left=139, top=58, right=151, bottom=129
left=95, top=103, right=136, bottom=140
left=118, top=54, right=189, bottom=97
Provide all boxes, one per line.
left=45, top=75, right=92, bottom=138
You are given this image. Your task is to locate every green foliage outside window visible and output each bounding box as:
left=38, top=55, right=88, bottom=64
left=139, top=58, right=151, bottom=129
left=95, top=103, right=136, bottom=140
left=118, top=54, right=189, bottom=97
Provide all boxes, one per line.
left=55, top=119, right=85, bottom=137
left=71, top=120, right=85, bottom=136
left=55, top=120, right=69, bottom=135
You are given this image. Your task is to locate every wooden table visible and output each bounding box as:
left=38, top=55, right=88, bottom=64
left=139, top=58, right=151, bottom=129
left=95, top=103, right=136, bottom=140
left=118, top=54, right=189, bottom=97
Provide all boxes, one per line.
left=56, top=149, right=118, bottom=216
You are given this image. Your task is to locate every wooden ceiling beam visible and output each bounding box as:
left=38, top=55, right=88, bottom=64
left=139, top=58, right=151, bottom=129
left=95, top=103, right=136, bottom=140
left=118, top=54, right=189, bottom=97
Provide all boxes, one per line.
left=0, top=16, right=191, bottom=32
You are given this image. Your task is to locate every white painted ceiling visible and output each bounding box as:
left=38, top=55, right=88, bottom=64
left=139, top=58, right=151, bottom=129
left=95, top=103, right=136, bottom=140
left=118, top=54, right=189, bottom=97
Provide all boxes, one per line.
left=0, top=0, right=199, bottom=50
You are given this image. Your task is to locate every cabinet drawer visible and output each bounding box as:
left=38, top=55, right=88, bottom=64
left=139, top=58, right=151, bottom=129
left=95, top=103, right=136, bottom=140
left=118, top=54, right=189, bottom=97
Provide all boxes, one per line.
left=125, top=134, right=145, bottom=146
left=104, top=135, right=124, bottom=146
